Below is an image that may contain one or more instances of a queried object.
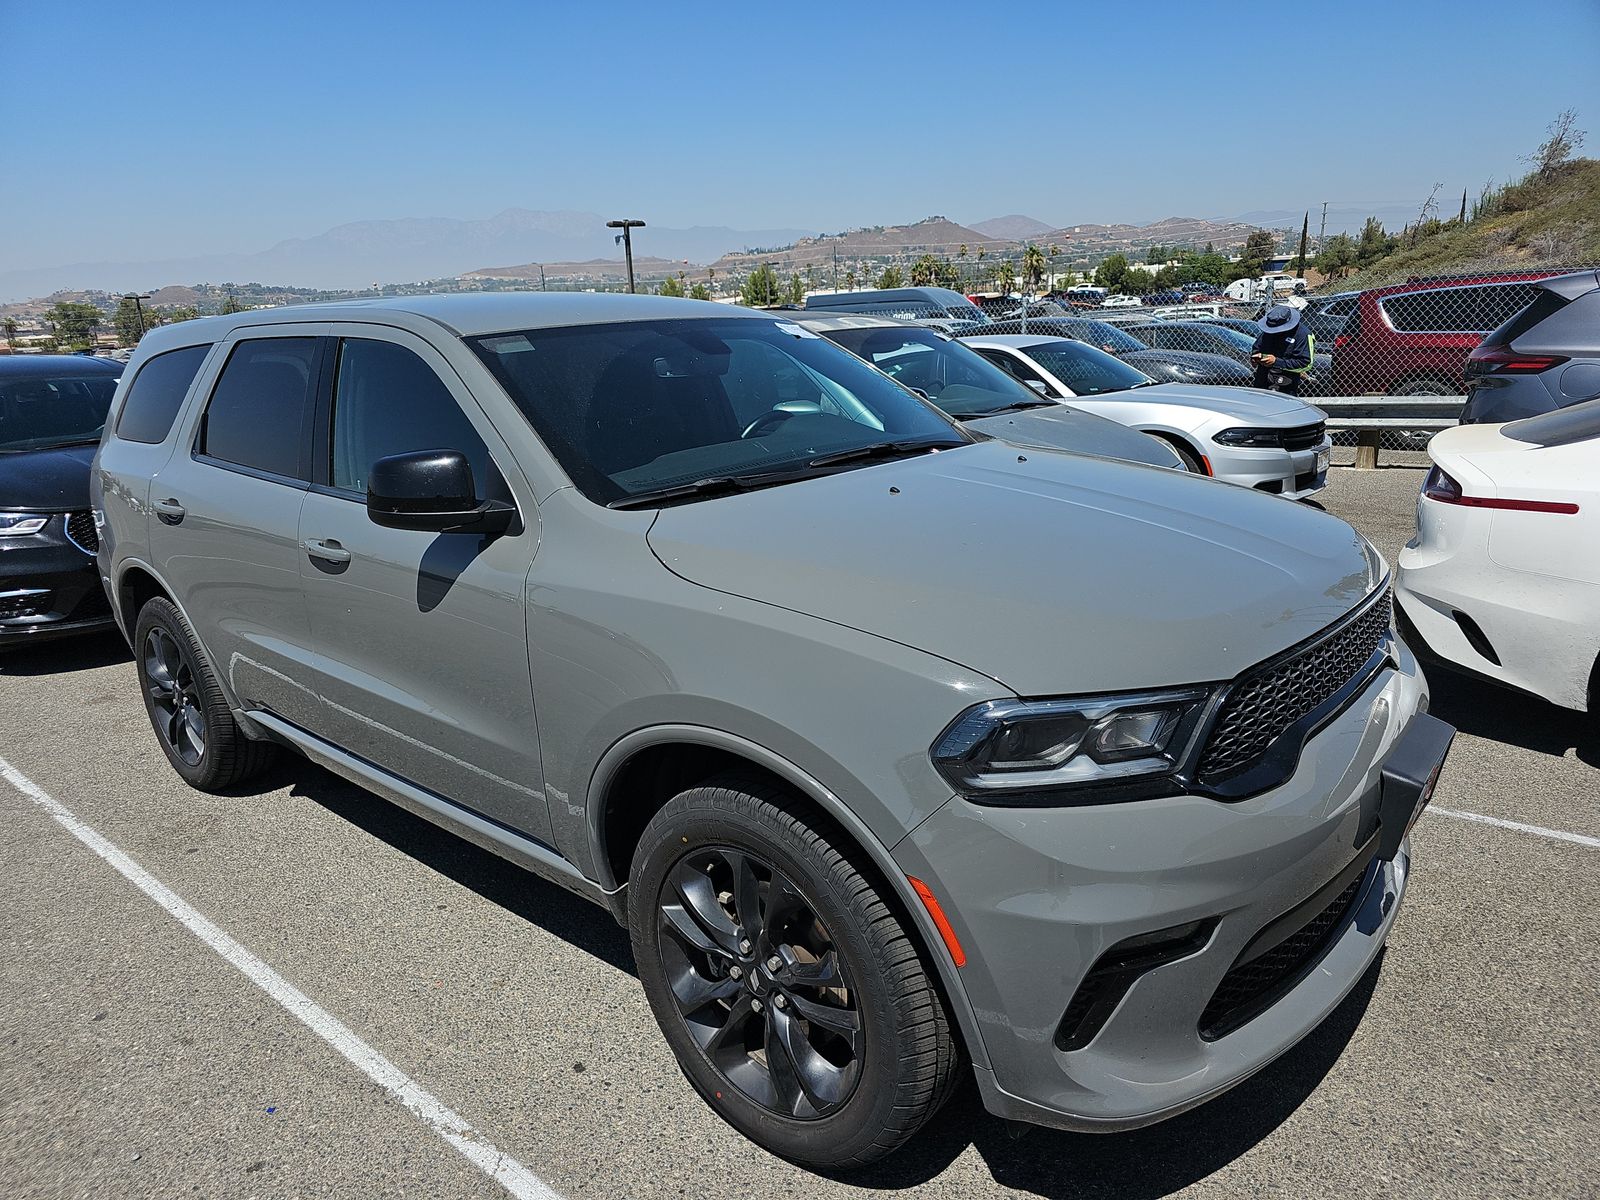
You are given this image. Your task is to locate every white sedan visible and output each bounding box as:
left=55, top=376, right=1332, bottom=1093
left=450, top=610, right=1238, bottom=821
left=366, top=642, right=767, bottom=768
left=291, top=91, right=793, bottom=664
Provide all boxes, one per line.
left=1100, top=294, right=1142, bottom=309
left=965, top=334, right=1332, bottom=499
left=1396, top=400, right=1600, bottom=712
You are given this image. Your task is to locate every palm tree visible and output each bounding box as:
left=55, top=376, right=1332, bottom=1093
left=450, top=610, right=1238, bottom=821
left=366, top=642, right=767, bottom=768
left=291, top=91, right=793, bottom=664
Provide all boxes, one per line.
left=844, top=269, right=857, bottom=291
left=996, top=259, right=1016, bottom=295
left=1022, top=244, right=1045, bottom=292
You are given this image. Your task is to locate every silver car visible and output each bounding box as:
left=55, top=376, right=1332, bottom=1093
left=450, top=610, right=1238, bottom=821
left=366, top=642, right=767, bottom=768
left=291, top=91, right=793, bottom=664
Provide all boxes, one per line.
left=967, top=334, right=1334, bottom=499
left=93, top=293, right=1450, bottom=1169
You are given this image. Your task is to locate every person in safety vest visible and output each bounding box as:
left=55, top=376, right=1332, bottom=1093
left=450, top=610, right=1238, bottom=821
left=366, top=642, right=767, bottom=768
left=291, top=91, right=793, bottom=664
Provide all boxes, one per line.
left=1250, top=301, right=1315, bottom=394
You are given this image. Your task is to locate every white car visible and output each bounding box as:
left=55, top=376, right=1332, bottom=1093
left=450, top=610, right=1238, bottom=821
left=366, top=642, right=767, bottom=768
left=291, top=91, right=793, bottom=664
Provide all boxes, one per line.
left=1100, top=294, right=1142, bottom=309
left=965, top=334, right=1332, bottom=499
left=1396, top=400, right=1600, bottom=712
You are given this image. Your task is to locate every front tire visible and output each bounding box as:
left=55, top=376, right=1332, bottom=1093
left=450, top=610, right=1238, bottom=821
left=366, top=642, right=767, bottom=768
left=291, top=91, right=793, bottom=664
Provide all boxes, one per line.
left=628, top=775, right=961, bottom=1168
left=134, top=597, right=275, bottom=791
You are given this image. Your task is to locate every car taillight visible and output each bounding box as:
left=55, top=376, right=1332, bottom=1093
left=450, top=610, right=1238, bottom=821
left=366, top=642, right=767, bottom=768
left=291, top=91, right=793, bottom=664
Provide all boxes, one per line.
left=1333, top=333, right=1350, bottom=349
left=1463, top=346, right=1568, bottom=377
left=1422, top=466, right=1578, bottom=514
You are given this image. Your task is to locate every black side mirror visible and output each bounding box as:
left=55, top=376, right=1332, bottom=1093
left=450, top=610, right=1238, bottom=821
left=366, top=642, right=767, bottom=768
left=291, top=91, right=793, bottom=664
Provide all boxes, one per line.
left=366, top=450, right=514, bottom=535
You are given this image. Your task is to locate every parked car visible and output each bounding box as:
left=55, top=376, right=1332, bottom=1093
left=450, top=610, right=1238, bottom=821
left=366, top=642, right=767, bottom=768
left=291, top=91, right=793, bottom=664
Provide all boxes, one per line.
left=1101, top=293, right=1142, bottom=308
left=793, top=315, right=1185, bottom=470
left=1396, top=399, right=1599, bottom=711
left=803, top=286, right=989, bottom=325
left=965, top=334, right=1333, bottom=497
left=956, top=317, right=1254, bottom=386
left=1330, top=270, right=1569, bottom=396
left=0, top=354, right=123, bottom=645
left=1460, top=269, right=1600, bottom=424
left=1299, top=291, right=1360, bottom=343
left=96, top=292, right=1448, bottom=1168
left=1122, top=320, right=1334, bottom=395
left=1139, top=289, right=1186, bottom=306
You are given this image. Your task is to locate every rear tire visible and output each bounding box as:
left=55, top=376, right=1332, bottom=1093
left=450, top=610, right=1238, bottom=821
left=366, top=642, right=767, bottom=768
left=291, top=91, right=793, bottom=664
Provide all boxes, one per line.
left=628, top=774, right=961, bottom=1168
left=134, top=597, right=275, bottom=791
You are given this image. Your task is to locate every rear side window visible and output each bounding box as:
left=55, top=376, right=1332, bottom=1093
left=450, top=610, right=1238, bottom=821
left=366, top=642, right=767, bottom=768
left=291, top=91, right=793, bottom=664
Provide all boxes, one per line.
left=115, top=344, right=211, bottom=444
left=330, top=338, right=491, bottom=495
left=1483, top=288, right=1568, bottom=345
left=198, top=338, right=318, bottom=480
left=1383, top=282, right=1548, bottom=333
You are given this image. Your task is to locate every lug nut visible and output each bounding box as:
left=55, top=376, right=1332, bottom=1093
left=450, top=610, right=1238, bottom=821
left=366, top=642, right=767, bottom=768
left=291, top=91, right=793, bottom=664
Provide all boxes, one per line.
left=728, top=965, right=743, bottom=980
left=750, top=998, right=763, bottom=1014
left=767, top=955, right=783, bottom=972
left=738, top=939, right=752, bottom=954
left=773, top=994, right=787, bottom=1010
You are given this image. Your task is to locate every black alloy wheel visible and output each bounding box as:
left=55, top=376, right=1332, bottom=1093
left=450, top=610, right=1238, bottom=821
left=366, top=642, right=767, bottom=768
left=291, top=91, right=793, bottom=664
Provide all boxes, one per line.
left=144, top=626, right=206, bottom=766
left=656, top=846, right=861, bottom=1119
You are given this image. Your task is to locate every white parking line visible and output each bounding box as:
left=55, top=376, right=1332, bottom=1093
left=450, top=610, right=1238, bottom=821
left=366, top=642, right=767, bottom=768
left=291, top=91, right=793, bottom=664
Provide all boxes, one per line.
left=0, top=754, right=561, bottom=1200
left=1428, top=805, right=1600, bottom=849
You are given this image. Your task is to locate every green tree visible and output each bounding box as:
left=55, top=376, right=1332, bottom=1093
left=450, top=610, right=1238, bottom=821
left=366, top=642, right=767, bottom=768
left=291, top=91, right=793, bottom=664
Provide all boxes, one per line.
left=1022, top=244, right=1046, bottom=291
left=1175, top=252, right=1230, bottom=288
left=113, top=297, right=148, bottom=346
left=875, top=264, right=904, bottom=289
left=220, top=291, right=246, bottom=315
left=1236, top=229, right=1278, bottom=279
left=1312, top=233, right=1358, bottom=281
left=1092, top=252, right=1130, bottom=291
left=785, top=274, right=806, bottom=305
left=2, top=316, right=18, bottom=349
left=994, top=259, right=1016, bottom=294
left=658, top=275, right=686, bottom=297
left=740, top=263, right=782, bottom=306
left=689, top=282, right=712, bottom=301
left=1356, top=217, right=1392, bottom=266
left=1293, top=212, right=1310, bottom=277
left=163, top=306, right=200, bottom=323
left=1526, top=108, right=1585, bottom=181
left=844, top=269, right=857, bottom=291
left=43, top=301, right=101, bottom=351
left=909, top=253, right=940, bottom=286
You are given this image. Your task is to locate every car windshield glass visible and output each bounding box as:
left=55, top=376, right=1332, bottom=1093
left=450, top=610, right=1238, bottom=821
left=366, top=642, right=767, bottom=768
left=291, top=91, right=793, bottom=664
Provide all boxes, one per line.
left=1195, top=325, right=1256, bottom=351
left=0, top=373, right=120, bottom=451
left=1025, top=340, right=1155, bottom=395
left=1066, top=321, right=1145, bottom=354
left=822, top=326, right=1038, bottom=418
left=469, top=317, right=970, bottom=504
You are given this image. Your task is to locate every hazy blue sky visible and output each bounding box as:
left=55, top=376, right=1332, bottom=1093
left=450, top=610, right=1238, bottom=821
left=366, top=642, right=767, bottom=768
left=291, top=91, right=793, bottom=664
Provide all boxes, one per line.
left=4, top=0, right=1597, bottom=270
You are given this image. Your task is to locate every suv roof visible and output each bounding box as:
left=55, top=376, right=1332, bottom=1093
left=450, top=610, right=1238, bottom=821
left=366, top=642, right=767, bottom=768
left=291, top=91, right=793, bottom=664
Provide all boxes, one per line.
left=1361, top=269, right=1572, bottom=299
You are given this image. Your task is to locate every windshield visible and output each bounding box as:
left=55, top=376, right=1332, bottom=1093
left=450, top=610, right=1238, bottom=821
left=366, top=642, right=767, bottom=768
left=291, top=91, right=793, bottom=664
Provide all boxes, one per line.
left=821, top=326, right=1042, bottom=418
left=1063, top=320, right=1146, bottom=355
left=1196, top=325, right=1257, bottom=352
left=0, top=372, right=121, bottom=451
left=469, top=317, right=970, bottom=504
left=1024, top=340, right=1155, bottom=396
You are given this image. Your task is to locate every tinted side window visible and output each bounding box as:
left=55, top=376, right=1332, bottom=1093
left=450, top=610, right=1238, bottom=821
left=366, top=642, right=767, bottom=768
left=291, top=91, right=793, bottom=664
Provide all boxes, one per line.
left=1382, top=291, right=1455, bottom=332
left=331, top=338, right=490, bottom=495
left=199, top=338, right=318, bottom=479
left=1470, top=283, right=1546, bottom=332
left=115, top=344, right=211, bottom=443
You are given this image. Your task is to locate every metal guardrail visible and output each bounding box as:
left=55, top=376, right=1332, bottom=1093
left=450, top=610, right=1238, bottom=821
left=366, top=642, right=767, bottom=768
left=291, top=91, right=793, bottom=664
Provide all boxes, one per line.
left=1315, top=396, right=1464, bottom=468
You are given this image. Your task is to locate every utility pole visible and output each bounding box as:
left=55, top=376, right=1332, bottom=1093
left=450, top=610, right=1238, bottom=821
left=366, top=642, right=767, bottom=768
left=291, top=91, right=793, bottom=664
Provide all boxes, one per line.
left=1318, top=201, right=1328, bottom=245
left=122, top=292, right=152, bottom=338
left=537, top=263, right=546, bottom=291
left=606, top=219, right=646, bottom=293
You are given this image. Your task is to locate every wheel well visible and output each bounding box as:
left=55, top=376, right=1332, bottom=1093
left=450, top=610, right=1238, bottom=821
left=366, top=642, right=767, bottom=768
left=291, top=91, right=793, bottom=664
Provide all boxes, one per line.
left=1146, top=430, right=1206, bottom=473
left=596, top=739, right=975, bottom=1062
left=118, top=566, right=170, bottom=630
left=1388, top=372, right=1457, bottom=395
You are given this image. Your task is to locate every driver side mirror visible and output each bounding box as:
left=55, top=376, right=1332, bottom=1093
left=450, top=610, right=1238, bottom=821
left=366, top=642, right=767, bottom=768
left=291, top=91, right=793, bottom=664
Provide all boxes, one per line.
left=1024, top=379, right=1050, bottom=396
left=366, top=450, right=514, bottom=535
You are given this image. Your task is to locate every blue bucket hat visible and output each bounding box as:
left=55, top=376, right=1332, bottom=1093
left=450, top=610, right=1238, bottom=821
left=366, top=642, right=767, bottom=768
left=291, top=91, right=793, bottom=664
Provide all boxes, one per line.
left=1260, top=304, right=1301, bottom=333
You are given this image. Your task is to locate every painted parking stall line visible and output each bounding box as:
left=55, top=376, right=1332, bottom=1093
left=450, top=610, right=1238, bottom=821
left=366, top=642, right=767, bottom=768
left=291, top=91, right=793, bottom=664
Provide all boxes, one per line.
left=1427, top=805, right=1600, bottom=849
left=0, top=753, right=562, bottom=1200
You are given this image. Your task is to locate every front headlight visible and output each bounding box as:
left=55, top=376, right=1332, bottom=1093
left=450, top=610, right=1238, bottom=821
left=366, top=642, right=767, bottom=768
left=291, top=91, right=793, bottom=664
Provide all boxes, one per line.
left=0, top=513, right=49, bottom=537
left=931, top=689, right=1213, bottom=802
left=1213, top=427, right=1285, bottom=447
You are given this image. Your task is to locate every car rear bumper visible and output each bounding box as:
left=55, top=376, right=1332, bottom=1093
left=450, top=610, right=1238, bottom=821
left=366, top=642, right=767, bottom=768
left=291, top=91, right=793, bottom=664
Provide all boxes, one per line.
left=894, top=647, right=1436, bottom=1131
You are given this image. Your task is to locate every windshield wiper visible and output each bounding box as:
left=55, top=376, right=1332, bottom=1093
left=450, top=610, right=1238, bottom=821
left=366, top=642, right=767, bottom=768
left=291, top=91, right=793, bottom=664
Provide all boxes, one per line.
left=966, top=399, right=1058, bottom=417
left=608, top=471, right=807, bottom=510
left=805, top=437, right=966, bottom=470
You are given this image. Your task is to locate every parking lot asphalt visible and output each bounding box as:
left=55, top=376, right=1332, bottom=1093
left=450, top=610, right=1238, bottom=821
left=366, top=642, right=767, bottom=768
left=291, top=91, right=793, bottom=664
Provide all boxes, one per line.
left=2, top=463, right=1596, bottom=1200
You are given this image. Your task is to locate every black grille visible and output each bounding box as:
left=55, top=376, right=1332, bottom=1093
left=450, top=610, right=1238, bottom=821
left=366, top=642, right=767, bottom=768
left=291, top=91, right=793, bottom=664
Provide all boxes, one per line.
left=65, top=511, right=99, bottom=554
left=1197, top=589, right=1391, bottom=784
left=0, top=592, right=50, bottom=621
left=1280, top=422, right=1326, bottom=451
left=1199, top=870, right=1365, bottom=1040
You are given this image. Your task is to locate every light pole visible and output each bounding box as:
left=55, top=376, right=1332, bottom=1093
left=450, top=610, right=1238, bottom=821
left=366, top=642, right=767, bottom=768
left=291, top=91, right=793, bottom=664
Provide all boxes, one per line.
left=122, top=292, right=152, bottom=339
left=606, top=219, right=646, bottom=293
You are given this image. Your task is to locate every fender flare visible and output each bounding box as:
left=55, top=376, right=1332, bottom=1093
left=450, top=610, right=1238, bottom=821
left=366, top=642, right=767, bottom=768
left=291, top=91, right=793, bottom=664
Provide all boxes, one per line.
left=586, top=724, right=991, bottom=1070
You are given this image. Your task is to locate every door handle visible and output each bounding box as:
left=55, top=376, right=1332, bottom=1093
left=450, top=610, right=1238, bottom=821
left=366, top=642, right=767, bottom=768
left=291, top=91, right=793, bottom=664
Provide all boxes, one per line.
left=303, top=537, right=351, bottom=565
left=153, top=497, right=186, bottom=524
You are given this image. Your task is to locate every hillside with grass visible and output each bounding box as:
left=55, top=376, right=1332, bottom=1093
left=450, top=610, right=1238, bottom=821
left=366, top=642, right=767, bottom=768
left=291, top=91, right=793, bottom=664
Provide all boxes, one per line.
left=1334, top=156, right=1599, bottom=291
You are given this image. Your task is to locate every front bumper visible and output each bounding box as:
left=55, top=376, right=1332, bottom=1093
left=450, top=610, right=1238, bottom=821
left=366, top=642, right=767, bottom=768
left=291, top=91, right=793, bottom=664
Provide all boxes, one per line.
left=0, top=514, right=114, bottom=645
left=893, top=646, right=1435, bottom=1132
left=1207, top=437, right=1331, bottom=500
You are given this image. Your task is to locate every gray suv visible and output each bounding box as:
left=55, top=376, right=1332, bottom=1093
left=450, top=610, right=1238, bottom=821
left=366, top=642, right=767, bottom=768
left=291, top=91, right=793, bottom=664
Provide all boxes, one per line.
left=93, top=293, right=1452, bottom=1169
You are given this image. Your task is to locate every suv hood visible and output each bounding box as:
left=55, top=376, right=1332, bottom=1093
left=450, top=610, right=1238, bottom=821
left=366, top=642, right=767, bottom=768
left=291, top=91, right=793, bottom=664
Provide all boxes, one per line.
left=1135, top=383, right=1319, bottom=422
left=964, top=406, right=1183, bottom=469
left=647, top=441, right=1382, bottom=696
left=0, top=442, right=96, bottom=511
